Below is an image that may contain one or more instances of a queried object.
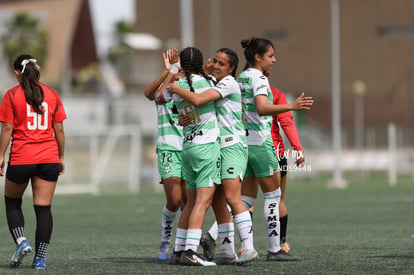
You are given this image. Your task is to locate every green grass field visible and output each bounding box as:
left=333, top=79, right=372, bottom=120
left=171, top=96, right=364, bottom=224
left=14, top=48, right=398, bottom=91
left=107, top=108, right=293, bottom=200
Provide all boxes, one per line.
left=0, top=172, right=412, bottom=274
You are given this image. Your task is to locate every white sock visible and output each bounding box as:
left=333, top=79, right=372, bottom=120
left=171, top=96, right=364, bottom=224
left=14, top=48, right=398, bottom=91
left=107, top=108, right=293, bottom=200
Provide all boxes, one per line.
left=161, top=206, right=178, bottom=243
left=241, top=195, right=256, bottom=209
left=234, top=211, right=254, bottom=250
left=16, top=237, right=27, bottom=245
left=208, top=221, right=218, bottom=240
left=218, top=222, right=235, bottom=256
left=185, top=228, right=202, bottom=253
left=174, top=228, right=187, bottom=252
left=263, top=188, right=281, bottom=253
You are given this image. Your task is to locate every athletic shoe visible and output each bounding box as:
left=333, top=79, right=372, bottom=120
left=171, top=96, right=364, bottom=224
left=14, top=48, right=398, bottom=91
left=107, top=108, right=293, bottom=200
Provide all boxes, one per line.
left=234, top=248, right=258, bottom=264
left=280, top=242, right=291, bottom=253
left=214, top=253, right=238, bottom=265
left=32, top=257, right=46, bottom=269
left=238, top=245, right=244, bottom=256
left=200, top=232, right=216, bottom=261
left=266, top=250, right=301, bottom=261
left=157, top=241, right=170, bottom=261
left=169, top=250, right=182, bottom=265
left=9, top=240, right=32, bottom=268
left=179, top=249, right=216, bottom=266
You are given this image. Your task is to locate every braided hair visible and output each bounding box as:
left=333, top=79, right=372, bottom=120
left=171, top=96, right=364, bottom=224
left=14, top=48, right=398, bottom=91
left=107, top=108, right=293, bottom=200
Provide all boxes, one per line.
left=14, top=54, right=44, bottom=114
left=216, top=48, right=239, bottom=77
left=241, top=37, right=274, bottom=71
left=179, top=47, right=212, bottom=92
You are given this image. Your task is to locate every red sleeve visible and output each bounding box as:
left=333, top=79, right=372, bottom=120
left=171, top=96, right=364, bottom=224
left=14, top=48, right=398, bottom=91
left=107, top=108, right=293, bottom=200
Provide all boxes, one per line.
left=0, top=89, right=15, bottom=123
left=278, top=116, right=303, bottom=152
left=271, top=86, right=303, bottom=152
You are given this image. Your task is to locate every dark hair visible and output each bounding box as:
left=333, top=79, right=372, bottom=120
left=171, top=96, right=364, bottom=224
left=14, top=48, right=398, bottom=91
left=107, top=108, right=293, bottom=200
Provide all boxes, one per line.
left=216, top=48, right=239, bottom=77
left=241, top=37, right=274, bottom=70
left=14, top=54, right=44, bottom=114
left=179, top=47, right=212, bottom=92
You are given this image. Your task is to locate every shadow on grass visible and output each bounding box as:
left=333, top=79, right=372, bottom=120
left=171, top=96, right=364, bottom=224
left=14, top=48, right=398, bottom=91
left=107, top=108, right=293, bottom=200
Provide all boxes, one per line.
left=97, top=257, right=168, bottom=264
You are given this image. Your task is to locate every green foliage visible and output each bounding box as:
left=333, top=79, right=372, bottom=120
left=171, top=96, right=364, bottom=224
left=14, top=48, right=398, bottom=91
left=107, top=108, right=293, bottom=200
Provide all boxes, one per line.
left=2, top=11, right=48, bottom=72
left=73, top=62, right=104, bottom=94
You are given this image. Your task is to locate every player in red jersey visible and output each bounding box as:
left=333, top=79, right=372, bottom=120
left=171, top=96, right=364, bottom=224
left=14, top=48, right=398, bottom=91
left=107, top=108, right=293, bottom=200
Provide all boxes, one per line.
left=0, top=54, right=66, bottom=270
left=270, top=85, right=305, bottom=253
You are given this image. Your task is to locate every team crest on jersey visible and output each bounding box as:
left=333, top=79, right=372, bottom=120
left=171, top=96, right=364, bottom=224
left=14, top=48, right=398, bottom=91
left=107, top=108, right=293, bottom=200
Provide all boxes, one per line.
left=164, top=164, right=171, bottom=173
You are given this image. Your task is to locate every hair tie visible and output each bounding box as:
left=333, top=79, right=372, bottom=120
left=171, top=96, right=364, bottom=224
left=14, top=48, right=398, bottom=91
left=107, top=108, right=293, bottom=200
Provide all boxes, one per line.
left=21, top=59, right=40, bottom=74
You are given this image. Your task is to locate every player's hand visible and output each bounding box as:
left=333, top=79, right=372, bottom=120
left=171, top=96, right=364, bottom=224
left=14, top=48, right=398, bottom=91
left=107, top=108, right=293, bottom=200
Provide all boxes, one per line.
left=204, top=58, right=213, bottom=75
left=292, top=93, right=313, bottom=111
left=178, top=114, right=192, bottom=126
left=168, top=81, right=178, bottom=94
left=168, top=48, right=179, bottom=64
left=0, top=156, right=4, bottom=176
left=59, top=157, right=65, bottom=175
left=295, top=151, right=305, bottom=167
left=162, top=51, right=171, bottom=72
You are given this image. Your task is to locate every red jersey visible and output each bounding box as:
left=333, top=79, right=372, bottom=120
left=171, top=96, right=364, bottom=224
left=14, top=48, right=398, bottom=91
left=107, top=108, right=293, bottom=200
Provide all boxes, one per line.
left=0, top=83, right=67, bottom=165
left=270, top=86, right=302, bottom=156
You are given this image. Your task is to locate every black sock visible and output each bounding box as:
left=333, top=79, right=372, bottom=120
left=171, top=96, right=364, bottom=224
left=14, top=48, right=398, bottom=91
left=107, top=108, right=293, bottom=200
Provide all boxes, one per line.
left=5, top=196, right=25, bottom=243
left=280, top=215, right=288, bottom=244
left=34, top=205, right=53, bottom=258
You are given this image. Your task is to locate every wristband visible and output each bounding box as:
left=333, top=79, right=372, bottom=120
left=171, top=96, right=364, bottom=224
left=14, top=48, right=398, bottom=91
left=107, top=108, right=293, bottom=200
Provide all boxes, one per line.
left=170, top=62, right=180, bottom=74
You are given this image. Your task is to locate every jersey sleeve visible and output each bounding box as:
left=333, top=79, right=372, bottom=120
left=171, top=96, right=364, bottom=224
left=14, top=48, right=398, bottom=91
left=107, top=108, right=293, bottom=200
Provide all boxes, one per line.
left=278, top=114, right=303, bottom=152
left=253, top=74, right=270, bottom=97
left=213, top=76, right=236, bottom=98
left=0, top=90, right=14, bottom=123
left=271, top=86, right=303, bottom=151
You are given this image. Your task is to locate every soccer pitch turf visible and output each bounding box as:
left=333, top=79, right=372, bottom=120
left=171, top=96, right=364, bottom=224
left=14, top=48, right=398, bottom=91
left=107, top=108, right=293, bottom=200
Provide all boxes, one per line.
left=0, top=172, right=412, bottom=274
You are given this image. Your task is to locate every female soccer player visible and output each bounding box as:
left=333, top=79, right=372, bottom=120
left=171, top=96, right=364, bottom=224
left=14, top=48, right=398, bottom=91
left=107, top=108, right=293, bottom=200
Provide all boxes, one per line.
left=162, top=47, right=222, bottom=266
left=0, top=54, right=66, bottom=269
left=238, top=37, right=312, bottom=261
left=169, top=48, right=257, bottom=264
left=144, top=49, right=187, bottom=261
left=270, top=84, right=306, bottom=253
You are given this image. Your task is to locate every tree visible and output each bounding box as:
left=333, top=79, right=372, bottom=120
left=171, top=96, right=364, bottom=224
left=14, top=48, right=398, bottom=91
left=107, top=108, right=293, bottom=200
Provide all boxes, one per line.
left=106, top=20, right=135, bottom=94
left=2, top=11, right=48, bottom=72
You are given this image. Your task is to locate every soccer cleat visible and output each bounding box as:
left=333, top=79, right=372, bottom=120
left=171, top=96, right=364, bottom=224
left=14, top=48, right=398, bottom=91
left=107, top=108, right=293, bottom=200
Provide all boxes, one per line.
left=9, top=240, right=32, bottom=268
left=266, top=249, right=301, bottom=261
left=238, top=245, right=244, bottom=256
left=32, top=257, right=46, bottom=269
left=214, top=253, right=238, bottom=265
left=280, top=242, right=291, bottom=253
left=157, top=241, right=170, bottom=261
left=234, top=248, right=258, bottom=264
left=179, top=249, right=216, bottom=266
left=200, top=232, right=216, bottom=261
left=169, top=250, right=183, bottom=265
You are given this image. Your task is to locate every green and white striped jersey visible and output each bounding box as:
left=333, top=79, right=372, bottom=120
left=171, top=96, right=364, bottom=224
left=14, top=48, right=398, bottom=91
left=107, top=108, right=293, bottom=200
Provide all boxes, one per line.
left=172, top=74, right=219, bottom=147
left=155, top=95, right=183, bottom=152
left=238, top=68, right=273, bottom=146
left=213, top=75, right=247, bottom=149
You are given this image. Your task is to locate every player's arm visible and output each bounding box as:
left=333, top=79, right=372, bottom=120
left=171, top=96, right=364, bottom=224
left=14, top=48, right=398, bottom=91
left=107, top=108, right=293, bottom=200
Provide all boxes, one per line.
left=0, top=122, right=13, bottom=176
left=169, top=83, right=220, bottom=106
left=278, top=116, right=305, bottom=167
left=145, top=49, right=179, bottom=100
left=255, top=92, right=313, bottom=116
left=53, top=121, right=65, bottom=175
